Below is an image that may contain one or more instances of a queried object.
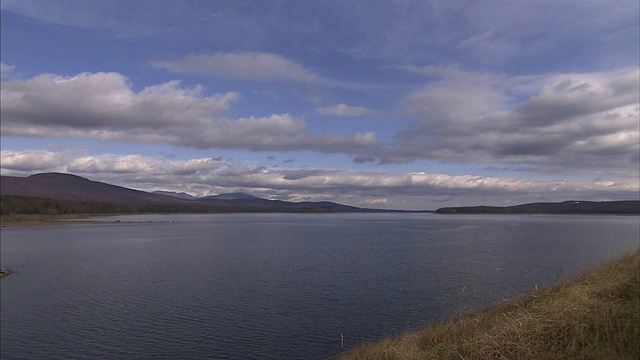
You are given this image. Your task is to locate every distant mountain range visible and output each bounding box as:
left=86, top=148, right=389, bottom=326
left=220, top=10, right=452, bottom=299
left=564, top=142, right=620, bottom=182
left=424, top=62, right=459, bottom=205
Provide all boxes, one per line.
left=436, top=201, right=640, bottom=215
left=0, top=172, right=384, bottom=214
left=153, top=191, right=262, bottom=201
left=2, top=173, right=637, bottom=216
left=199, top=192, right=260, bottom=200
left=152, top=190, right=197, bottom=200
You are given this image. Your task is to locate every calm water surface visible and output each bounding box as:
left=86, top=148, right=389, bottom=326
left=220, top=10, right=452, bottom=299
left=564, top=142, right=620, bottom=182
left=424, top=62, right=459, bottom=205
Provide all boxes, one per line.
left=1, top=213, right=638, bottom=359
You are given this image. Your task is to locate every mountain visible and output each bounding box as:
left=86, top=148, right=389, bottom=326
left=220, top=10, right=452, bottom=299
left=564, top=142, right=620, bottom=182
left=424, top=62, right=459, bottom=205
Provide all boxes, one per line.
left=436, top=201, right=640, bottom=215
left=1, top=173, right=180, bottom=205
left=199, top=192, right=259, bottom=200
left=197, top=193, right=373, bottom=213
left=0, top=172, right=216, bottom=214
left=0, top=172, right=382, bottom=214
left=153, top=190, right=196, bottom=200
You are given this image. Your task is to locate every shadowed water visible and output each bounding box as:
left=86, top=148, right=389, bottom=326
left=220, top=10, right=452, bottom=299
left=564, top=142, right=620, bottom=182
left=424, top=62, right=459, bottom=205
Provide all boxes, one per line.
left=1, top=213, right=638, bottom=359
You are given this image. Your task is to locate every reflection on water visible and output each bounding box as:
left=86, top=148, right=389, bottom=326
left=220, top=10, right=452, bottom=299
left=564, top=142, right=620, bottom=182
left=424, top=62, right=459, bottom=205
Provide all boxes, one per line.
left=1, top=213, right=638, bottom=360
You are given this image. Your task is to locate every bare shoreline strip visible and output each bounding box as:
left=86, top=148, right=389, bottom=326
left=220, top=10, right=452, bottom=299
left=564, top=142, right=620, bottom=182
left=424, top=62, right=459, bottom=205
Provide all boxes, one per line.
left=0, top=214, right=159, bottom=228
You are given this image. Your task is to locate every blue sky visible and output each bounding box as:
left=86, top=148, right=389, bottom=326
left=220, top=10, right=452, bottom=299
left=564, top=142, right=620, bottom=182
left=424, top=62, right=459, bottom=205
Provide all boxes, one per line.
left=1, top=0, right=638, bottom=210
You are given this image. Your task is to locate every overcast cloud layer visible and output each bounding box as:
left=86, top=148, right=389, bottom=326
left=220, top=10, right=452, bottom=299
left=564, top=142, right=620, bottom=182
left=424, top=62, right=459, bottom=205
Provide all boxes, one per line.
left=1, top=0, right=638, bottom=209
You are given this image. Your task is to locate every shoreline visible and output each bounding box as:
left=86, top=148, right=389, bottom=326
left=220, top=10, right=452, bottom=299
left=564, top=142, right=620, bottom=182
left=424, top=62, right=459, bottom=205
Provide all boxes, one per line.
left=0, top=214, right=158, bottom=228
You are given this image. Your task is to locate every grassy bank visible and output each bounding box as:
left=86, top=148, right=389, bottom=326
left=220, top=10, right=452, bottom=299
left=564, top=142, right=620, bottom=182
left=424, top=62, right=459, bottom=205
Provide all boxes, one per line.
left=338, top=251, right=640, bottom=360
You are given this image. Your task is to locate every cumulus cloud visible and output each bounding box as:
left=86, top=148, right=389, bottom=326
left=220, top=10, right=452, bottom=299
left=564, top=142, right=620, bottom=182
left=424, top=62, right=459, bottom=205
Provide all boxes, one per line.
left=317, top=103, right=376, bottom=117
left=3, top=67, right=637, bottom=179
left=67, top=155, right=226, bottom=176
left=387, top=66, right=640, bottom=177
left=0, top=149, right=69, bottom=172
left=0, top=71, right=379, bottom=155
left=152, top=52, right=331, bottom=85
left=2, top=150, right=638, bottom=209
left=69, top=155, right=164, bottom=174
left=1, top=72, right=237, bottom=129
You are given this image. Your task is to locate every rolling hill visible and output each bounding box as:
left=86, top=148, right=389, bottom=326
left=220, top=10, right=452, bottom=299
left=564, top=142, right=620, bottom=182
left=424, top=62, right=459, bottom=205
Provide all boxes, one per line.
left=2, top=173, right=182, bottom=205
left=436, top=200, right=640, bottom=215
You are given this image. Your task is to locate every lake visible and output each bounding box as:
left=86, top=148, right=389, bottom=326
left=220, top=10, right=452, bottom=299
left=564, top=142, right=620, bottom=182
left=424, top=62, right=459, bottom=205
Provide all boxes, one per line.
left=1, top=213, right=638, bottom=359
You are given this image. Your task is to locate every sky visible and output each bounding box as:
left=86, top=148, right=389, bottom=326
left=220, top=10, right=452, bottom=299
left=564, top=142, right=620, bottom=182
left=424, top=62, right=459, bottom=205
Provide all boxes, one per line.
left=1, top=0, right=638, bottom=210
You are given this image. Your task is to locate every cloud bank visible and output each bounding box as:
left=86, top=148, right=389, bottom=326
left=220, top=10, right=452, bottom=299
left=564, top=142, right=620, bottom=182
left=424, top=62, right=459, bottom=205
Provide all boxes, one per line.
left=383, top=67, right=640, bottom=178
left=2, top=150, right=637, bottom=209
left=1, top=66, right=637, bottom=179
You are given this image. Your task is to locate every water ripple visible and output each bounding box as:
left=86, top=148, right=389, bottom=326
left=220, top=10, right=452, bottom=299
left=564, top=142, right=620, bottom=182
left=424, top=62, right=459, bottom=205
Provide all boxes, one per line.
left=1, top=214, right=638, bottom=359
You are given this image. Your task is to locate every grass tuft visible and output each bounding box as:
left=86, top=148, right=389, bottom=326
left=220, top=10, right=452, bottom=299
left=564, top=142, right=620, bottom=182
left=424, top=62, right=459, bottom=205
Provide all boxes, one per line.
left=338, top=251, right=640, bottom=360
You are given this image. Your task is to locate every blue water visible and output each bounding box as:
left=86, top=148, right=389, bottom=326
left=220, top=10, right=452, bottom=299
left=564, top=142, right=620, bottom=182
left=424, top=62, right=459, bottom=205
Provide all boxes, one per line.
left=1, top=213, right=638, bottom=359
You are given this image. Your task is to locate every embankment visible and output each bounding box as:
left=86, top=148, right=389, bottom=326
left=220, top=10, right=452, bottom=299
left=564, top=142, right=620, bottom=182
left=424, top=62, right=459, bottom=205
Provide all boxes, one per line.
left=337, top=251, right=640, bottom=360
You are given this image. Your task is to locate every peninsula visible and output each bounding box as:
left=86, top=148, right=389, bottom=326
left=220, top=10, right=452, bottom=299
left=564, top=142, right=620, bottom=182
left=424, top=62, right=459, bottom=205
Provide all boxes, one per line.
left=436, top=200, right=639, bottom=215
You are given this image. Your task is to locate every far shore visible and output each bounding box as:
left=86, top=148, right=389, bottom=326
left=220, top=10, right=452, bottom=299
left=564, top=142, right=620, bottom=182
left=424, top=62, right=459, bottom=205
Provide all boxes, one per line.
left=0, top=213, right=160, bottom=228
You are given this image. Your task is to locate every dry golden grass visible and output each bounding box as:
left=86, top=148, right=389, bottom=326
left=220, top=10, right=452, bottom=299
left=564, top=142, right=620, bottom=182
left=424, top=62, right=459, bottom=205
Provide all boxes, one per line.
left=338, top=251, right=640, bottom=360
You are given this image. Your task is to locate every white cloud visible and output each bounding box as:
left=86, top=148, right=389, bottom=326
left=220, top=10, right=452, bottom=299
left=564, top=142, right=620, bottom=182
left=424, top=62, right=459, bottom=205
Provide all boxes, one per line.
left=67, top=155, right=226, bottom=176
left=2, top=150, right=638, bottom=209
left=69, top=155, right=163, bottom=174
left=3, top=67, right=637, bottom=179
left=363, top=198, right=388, bottom=205
left=152, top=52, right=331, bottom=85
left=0, top=149, right=69, bottom=172
left=0, top=71, right=378, bottom=155
left=1, top=72, right=238, bottom=129
left=388, top=66, right=640, bottom=177
left=317, top=103, right=375, bottom=117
